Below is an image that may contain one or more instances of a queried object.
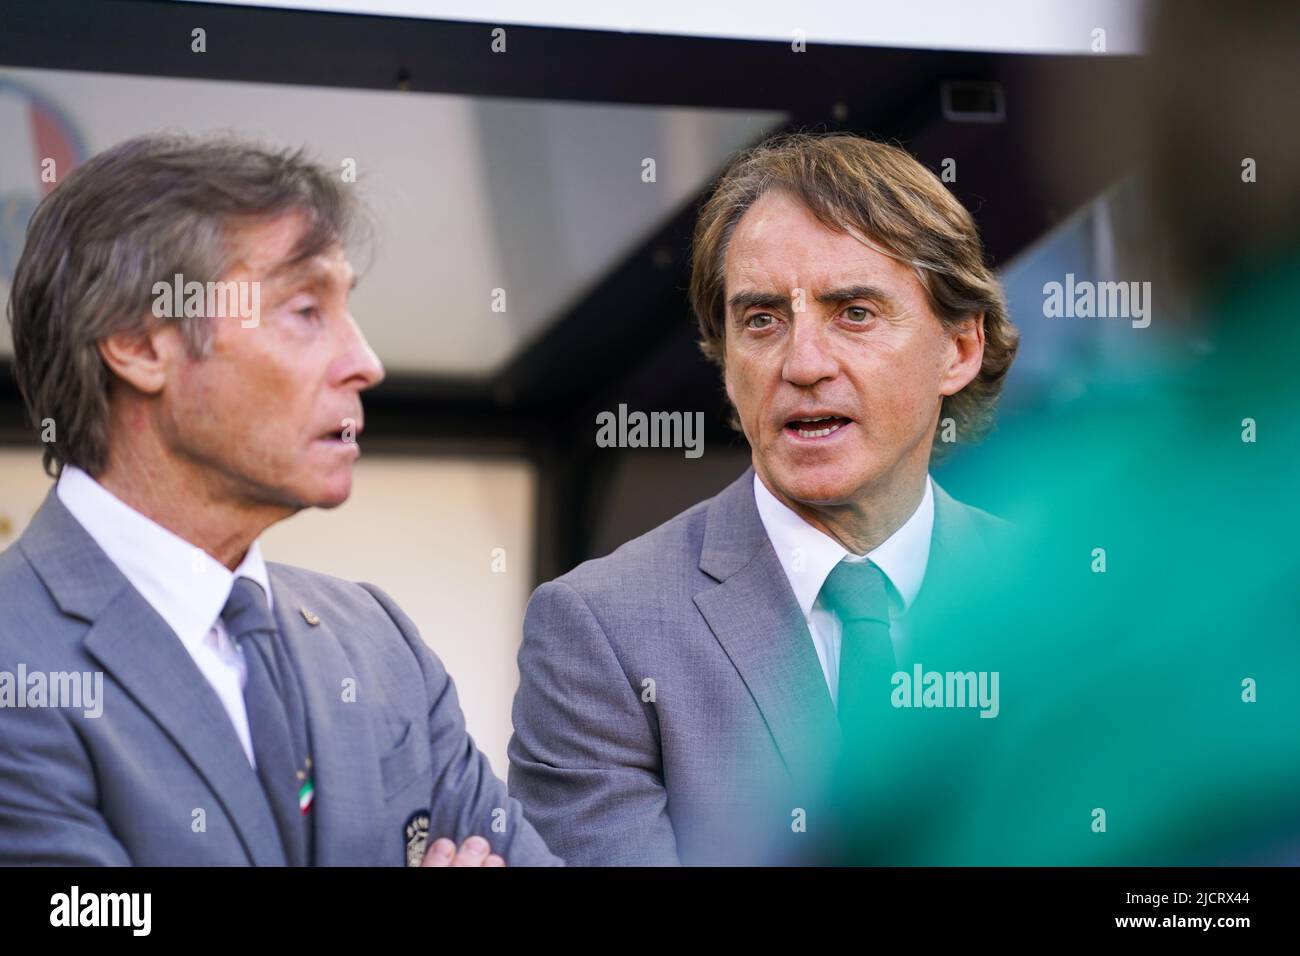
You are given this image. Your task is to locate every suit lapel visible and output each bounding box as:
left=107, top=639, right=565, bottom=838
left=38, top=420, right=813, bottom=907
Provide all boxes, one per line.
left=20, top=487, right=285, bottom=865
left=268, top=565, right=387, bottom=866
left=693, top=468, right=841, bottom=782
left=82, top=595, right=287, bottom=865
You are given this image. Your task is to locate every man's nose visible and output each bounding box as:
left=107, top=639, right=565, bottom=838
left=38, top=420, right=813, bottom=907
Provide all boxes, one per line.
left=339, top=313, right=386, bottom=390
left=781, top=316, right=838, bottom=387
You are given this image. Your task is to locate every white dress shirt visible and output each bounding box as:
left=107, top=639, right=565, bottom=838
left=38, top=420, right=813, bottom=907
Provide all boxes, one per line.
left=752, top=472, right=935, bottom=710
left=56, top=464, right=269, bottom=766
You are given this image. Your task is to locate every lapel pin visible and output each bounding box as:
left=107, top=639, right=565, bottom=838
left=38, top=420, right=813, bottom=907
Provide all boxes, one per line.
left=405, top=810, right=431, bottom=867
left=300, top=607, right=321, bottom=626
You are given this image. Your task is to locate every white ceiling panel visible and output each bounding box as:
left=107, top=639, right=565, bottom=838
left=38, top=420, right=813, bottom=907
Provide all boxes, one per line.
left=0, top=66, right=784, bottom=375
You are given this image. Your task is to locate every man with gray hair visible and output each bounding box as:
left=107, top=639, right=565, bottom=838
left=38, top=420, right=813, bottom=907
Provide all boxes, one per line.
left=0, top=133, right=559, bottom=866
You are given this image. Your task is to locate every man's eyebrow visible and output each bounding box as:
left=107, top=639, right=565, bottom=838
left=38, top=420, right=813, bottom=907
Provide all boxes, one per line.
left=728, top=289, right=790, bottom=314
left=815, top=284, right=896, bottom=308
left=264, top=259, right=358, bottom=292
left=727, top=284, right=896, bottom=314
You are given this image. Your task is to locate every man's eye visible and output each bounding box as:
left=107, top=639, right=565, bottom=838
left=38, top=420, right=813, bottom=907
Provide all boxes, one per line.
left=746, top=313, right=775, bottom=330
left=295, top=306, right=321, bottom=321
left=843, top=306, right=870, bottom=322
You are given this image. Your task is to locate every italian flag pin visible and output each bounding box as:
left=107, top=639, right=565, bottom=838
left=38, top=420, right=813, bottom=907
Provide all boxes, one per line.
left=299, top=778, right=315, bottom=815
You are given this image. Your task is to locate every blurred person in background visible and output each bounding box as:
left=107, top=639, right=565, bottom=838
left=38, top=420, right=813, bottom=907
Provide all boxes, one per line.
left=826, top=0, right=1300, bottom=866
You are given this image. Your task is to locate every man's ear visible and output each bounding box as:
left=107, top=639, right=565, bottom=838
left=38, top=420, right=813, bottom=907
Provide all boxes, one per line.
left=97, top=321, right=184, bottom=396
left=938, top=312, right=986, bottom=397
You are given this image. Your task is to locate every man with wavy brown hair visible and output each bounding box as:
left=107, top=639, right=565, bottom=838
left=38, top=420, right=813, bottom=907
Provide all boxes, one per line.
left=509, top=131, right=1019, bottom=865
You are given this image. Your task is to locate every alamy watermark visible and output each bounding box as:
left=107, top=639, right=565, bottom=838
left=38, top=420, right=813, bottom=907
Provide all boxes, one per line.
left=0, top=665, right=103, bottom=718
left=1042, top=273, right=1151, bottom=328
left=50, top=886, right=150, bottom=936
left=891, top=664, right=999, bottom=718
left=152, top=273, right=261, bottom=327
left=595, top=403, right=704, bottom=459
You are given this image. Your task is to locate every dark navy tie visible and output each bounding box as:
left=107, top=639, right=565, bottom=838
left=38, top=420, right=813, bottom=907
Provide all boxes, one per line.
left=221, top=577, right=313, bottom=866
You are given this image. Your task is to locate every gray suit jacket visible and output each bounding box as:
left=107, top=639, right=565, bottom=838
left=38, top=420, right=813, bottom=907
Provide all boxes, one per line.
left=0, top=486, right=559, bottom=866
left=508, top=466, right=1007, bottom=865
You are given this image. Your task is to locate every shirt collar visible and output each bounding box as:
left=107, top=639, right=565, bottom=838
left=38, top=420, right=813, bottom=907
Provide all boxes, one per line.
left=55, top=464, right=272, bottom=650
left=752, top=471, right=934, bottom=619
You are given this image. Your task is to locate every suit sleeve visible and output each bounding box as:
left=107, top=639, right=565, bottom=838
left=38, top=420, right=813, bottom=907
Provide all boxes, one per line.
left=0, top=701, right=134, bottom=865
left=507, top=580, right=680, bottom=866
left=358, top=582, right=562, bottom=867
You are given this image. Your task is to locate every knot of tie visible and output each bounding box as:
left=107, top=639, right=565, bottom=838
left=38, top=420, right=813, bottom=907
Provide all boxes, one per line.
left=221, top=577, right=277, bottom=644
left=819, top=559, right=891, bottom=625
